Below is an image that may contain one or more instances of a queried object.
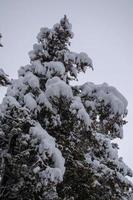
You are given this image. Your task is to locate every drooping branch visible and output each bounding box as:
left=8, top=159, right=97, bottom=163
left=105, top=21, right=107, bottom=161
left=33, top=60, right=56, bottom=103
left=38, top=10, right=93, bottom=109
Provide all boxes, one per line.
left=0, top=34, right=10, bottom=86
left=0, top=33, right=3, bottom=47
left=0, top=69, right=10, bottom=86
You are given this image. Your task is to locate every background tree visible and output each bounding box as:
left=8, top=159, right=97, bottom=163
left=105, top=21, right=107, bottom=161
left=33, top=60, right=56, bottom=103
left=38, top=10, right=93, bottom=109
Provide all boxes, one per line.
left=0, top=16, right=132, bottom=200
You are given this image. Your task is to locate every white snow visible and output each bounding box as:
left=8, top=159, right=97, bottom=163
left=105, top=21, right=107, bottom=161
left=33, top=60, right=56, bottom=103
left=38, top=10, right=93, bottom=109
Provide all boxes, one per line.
left=44, top=61, right=65, bottom=78
left=37, top=27, right=51, bottom=42
left=28, top=50, right=37, bottom=60
left=33, top=60, right=46, bottom=75
left=37, top=91, right=46, bottom=105
left=39, top=167, right=63, bottom=185
left=18, top=65, right=32, bottom=77
left=33, top=166, right=40, bottom=174
left=7, top=78, right=27, bottom=99
left=85, top=132, right=132, bottom=184
left=33, top=43, right=43, bottom=53
left=45, top=77, right=73, bottom=100
left=80, top=82, right=128, bottom=115
left=24, top=93, right=37, bottom=111
left=64, top=51, right=93, bottom=71
left=23, top=71, right=40, bottom=89
left=76, top=52, right=93, bottom=69
left=37, top=77, right=73, bottom=112
left=30, top=123, right=65, bottom=185
left=0, top=95, right=20, bottom=113
left=70, top=96, right=92, bottom=129
left=95, top=132, right=118, bottom=160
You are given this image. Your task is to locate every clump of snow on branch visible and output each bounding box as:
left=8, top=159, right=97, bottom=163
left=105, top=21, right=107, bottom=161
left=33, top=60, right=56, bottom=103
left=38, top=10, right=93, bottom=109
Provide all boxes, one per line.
left=1, top=95, right=21, bottom=113
left=30, top=123, right=65, bottom=185
left=45, top=77, right=73, bottom=100
left=37, top=77, right=73, bottom=113
left=80, top=82, right=127, bottom=115
left=75, top=82, right=128, bottom=139
left=0, top=68, right=10, bottom=86
left=24, top=93, right=37, bottom=111
left=70, top=96, right=92, bottom=129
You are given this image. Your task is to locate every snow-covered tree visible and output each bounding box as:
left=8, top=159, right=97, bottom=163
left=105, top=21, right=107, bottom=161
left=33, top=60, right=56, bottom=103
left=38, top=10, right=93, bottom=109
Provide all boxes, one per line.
left=0, top=16, right=132, bottom=200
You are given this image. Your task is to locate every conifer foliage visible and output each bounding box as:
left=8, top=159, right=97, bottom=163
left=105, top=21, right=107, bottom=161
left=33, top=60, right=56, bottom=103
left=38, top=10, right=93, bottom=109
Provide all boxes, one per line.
left=0, top=16, right=133, bottom=200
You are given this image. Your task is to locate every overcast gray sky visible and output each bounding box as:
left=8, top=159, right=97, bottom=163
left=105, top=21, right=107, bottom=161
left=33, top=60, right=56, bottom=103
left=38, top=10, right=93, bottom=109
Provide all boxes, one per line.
left=0, top=0, right=133, bottom=171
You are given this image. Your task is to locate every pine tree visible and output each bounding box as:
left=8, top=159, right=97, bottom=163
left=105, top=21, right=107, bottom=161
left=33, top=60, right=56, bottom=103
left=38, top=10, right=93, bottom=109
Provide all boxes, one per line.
left=0, top=16, right=133, bottom=200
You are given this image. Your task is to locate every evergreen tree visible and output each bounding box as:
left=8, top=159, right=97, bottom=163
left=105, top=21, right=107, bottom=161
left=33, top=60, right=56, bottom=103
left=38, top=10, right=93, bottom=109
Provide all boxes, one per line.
left=0, top=16, right=132, bottom=200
